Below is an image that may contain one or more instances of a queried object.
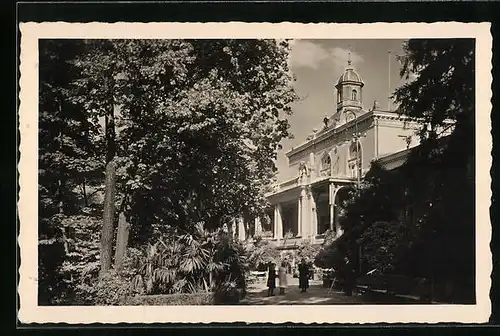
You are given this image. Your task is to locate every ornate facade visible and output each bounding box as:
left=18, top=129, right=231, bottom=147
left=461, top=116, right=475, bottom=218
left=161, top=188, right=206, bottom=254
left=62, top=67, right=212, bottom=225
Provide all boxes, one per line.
left=233, top=59, right=421, bottom=251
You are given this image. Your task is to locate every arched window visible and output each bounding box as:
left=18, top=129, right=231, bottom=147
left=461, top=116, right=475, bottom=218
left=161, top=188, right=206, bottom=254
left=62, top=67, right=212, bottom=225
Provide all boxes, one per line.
left=351, top=89, right=357, bottom=101
left=348, top=141, right=362, bottom=179
left=320, top=153, right=331, bottom=176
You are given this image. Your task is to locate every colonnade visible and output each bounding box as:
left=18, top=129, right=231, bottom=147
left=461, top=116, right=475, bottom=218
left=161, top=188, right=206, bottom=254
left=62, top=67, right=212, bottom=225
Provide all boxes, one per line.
left=231, top=182, right=348, bottom=241
left=270, top=182, right=345, bottom=241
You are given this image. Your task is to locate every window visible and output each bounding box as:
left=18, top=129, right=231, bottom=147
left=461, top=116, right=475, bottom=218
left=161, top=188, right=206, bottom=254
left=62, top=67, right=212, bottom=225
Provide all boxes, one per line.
left=322, top=154, right=331, bottom=169
left=352, top=89, right=357, bottom=101
left=320, top=153, right=331, bottom=176
left=348, top=141, right=362, bottom=179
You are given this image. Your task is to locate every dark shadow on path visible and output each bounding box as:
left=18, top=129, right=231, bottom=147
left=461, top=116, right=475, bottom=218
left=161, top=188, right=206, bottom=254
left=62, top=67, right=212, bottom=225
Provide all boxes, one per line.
left=239, top=282, right=427, bottom=305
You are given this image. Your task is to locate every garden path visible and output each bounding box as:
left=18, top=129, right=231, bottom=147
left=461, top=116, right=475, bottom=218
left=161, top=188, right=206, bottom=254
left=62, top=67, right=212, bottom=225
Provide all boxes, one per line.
left=239, top=276, right=367, bottom=305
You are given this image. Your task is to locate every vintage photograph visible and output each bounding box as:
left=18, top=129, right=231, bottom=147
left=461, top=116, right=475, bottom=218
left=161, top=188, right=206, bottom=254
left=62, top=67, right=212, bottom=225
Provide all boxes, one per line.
left=18, top=22, right=492, bottom=324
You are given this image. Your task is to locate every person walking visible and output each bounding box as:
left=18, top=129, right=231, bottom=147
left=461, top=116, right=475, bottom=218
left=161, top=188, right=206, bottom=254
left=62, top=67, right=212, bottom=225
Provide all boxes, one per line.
left=298, top=258, right=310, bottom=293
left=278, top=261, right=288, bottom=295
left=266, top=262, right=277, bottom=296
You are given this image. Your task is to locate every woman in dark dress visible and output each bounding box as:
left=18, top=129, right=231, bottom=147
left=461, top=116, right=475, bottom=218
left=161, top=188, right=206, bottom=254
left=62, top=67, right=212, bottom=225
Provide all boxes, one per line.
left=267, top=263, right=277, bottom=296
left=298, top=259, right=310, bottom=293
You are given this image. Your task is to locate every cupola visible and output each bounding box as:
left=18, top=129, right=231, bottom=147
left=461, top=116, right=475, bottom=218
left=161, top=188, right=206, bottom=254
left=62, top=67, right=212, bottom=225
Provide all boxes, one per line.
left=335, top=56, right=364, bottom=113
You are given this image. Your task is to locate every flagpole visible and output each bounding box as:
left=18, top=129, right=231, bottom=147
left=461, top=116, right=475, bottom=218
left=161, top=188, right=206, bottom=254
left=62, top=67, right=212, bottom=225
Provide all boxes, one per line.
left=388, top=50, right=391, bottom=112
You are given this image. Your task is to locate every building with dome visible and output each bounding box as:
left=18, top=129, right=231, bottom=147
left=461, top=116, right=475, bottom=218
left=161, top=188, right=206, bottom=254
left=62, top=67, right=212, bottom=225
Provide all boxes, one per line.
left=233, top=57, right=422, bottom=254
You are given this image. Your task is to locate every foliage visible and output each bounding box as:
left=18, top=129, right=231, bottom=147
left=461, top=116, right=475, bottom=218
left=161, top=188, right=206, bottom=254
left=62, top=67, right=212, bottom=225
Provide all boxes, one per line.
left=320, top=39, right=474, bottom=294
left=359, top=220, right=410, bottom=274
left=130, top=224, right=248, bottom=296
left=314, top=234, right=349, bottom=270
left=296, top=240, right=321, bottom=263
left=38, top=239, right=69, bottom=305
left=213, top=279, right=245, bottom=305
left=38, top=40, right=105, bottom=305
left=58, top=215, right=102, bottom=303
left=247, top=236, right=280, bottom=270
left=38, top=39, right=296, bottom=304
left=112, top=39, right=298, bottom=237
left=67, top=246, right=142, bottom=305
left=393, top=39, right=475, bottom=281
left=394, top=39, right=474, bottom=147
left=260, top=230, right=274, bottom=238
left=126, top=293, right=214, bottom=306
left=91, top=270, right=135, bottom=306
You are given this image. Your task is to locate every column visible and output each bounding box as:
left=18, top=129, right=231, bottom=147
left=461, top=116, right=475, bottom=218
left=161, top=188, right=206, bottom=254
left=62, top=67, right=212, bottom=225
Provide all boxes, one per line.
left=274, top=203, right=283, bottom=239
left=329, top=183, right=335, bottom=231
left=297, top=196, right=302, bottom=237
left=254, top=217, right=262, bottom=236
left=300, top=187, right=309, bottom=237
left=238, top=216, right=246, bottom=241
left=310, top=189, right=317, bottom=239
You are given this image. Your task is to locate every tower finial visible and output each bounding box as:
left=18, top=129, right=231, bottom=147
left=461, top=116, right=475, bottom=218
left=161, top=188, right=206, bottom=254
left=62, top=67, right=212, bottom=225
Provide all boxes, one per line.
left=347, top=44, right=352, bottom=67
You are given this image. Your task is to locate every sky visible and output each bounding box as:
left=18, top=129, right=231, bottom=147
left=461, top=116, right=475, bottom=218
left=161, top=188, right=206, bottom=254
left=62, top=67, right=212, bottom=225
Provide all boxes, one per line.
left=276, top=39, right=409, bottom=181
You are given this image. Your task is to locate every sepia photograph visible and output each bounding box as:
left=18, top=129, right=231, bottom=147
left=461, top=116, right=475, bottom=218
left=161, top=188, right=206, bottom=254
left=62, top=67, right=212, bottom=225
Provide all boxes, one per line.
left=18, top=22, right=492, bottom=324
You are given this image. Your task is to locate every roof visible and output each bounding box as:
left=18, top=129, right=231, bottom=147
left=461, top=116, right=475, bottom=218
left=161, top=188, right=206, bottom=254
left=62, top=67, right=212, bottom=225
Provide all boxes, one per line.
left=336, top=66, right=364, bottom=87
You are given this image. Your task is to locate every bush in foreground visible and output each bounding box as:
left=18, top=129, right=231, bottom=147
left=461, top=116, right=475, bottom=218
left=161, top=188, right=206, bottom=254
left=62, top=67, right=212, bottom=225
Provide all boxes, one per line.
left=126, top=293, right=214, bottom=306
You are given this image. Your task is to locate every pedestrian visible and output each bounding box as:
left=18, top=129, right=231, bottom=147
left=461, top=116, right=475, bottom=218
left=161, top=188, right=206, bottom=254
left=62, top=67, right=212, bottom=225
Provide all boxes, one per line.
left=343, top=257, right=354, bottom=296
left=266, top=262, right=277, bottom=296
left=278, top=261, right=288, bottom=295
left=298, top=258, right=310, bottom=293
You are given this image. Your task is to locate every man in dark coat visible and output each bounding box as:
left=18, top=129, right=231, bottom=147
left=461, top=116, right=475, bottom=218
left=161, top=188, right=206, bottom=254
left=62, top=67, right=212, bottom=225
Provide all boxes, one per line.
left=266, top=263, right=277, bottom=296
left=298, top=259, right=310, bottom=293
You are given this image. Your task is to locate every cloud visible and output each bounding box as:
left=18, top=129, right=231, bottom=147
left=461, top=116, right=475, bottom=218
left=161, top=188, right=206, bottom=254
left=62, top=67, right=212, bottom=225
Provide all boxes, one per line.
left=290, top=40, right=364, bottom=70
left=289, top=40, right=330, bottom=69
left=330, top=47, right=363, bottom=69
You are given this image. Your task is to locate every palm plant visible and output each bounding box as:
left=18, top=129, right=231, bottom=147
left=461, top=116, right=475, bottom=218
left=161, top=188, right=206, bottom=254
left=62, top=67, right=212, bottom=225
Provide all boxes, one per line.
left=131, top=222, right=249, bottom=296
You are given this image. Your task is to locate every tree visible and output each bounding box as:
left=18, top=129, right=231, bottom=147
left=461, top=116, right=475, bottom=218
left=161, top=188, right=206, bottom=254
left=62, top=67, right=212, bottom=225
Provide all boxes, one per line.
left=70, top=40, right=132, bottom=275
left=38, top=39, right=297, bottom=303
left=38, top=40, right=105, bottom=304
left=326, top=40, right=475, bottom=299
left=116, top=39, right=297, bottom=238
left=393, top=39, right=475, bottom=287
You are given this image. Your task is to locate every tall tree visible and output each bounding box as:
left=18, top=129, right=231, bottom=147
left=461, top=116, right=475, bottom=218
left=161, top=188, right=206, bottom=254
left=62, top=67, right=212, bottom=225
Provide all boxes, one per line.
left=328, top=39, right=475, bottom=296
left=393, top=39, right=475, bottom=284
left=115, top=39, right=297, bottom=240
left=38, top=39, right=104, bottom=303
left=71, top=40, right=128, bottom=276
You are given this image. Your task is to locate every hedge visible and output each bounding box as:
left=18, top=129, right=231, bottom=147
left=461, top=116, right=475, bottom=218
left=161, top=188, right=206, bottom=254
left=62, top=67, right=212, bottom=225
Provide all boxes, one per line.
left=126, top=292, right=214, bottom=306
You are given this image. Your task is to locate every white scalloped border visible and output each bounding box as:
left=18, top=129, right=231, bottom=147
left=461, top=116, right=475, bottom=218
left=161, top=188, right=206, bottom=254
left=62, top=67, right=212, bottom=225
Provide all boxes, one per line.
left=18, top=22, right=492, bottom=324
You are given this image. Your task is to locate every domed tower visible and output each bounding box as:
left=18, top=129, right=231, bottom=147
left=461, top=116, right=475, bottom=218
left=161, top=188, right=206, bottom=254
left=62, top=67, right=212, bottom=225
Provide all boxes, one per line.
left=335, top=56, right=364, bottom=116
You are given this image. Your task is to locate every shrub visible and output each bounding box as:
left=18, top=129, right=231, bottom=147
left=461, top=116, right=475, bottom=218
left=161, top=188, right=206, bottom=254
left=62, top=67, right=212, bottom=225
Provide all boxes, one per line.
left=126, top=293, right=214, bottom=306
left=247, top=238, right=280, bottom=270
left=297, top=240, right=321, bottom=263
left=260, top=230, right=273, bottom=238
left=92, top=270, right=135, bottom=306
left=213, top=280, right=244, bottom=305
left=130, top=225, right=248, bottom=296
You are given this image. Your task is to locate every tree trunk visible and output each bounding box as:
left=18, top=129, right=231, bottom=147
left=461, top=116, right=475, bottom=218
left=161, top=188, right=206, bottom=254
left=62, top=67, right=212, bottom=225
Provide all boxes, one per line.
left=99, top=159, right=116, bottom=277
left=105, top=98, right=116, bottom=164
left=114, top=212, right=130, bottom=272
left=100, top=71, right=117, bottom=277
